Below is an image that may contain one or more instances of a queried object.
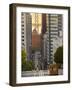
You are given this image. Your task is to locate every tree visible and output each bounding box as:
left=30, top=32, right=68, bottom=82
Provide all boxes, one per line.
left=21, top=49, right=27, bottom=71
left=21, top=49, right=27, bottom=64
left=54, top=46, right=63, bottom=65
left=21, top=49, right=35, bottom=71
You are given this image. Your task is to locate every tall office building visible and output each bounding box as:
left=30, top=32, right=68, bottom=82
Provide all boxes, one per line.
left=21, top=12, right=32, bottom=61
left=42, top=14, right=63, bottom=68
left=47, top=14, right=63, bottom=64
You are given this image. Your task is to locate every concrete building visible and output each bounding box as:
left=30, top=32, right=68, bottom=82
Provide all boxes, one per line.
left=53, top=36, right=63, bottom=55
left=21, top=12, right=32, bottom=61
left=42, top=14, right=63, bottom=68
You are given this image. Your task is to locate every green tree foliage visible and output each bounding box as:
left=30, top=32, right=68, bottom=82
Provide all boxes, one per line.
left=54, top=46, right=63, bottom=64
left=22, top=49, right=27, bottom=64
left=22, top=49, right=35, bottom=71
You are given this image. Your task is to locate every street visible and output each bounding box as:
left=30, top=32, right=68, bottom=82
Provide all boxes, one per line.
left=22, top=70, right=49, bottom=77
left=22, top=69, right=63, bottom=77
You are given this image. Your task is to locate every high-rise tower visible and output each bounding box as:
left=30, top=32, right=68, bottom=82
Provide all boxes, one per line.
left=21, top=12, right=32, bottom=61
left=42, top=14, right=63, bottom=69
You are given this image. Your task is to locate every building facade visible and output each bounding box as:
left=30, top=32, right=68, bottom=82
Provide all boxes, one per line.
left=32, top=29, right=42, bottom=70
left=42, top=14, right=63, bottom=69
left=21, top=12, right=32, bottom=61
left=32, top=13, right=42, bottom=34
left=32, top=29, right=41, bottom=49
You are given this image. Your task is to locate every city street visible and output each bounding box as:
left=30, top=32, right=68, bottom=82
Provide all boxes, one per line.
left=22, top=69, right=63, bottom=77
left=22, top=70, right=49, bottom=77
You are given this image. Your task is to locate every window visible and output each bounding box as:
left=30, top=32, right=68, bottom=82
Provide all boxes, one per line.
left=22, top=43, right=24, bottom=46
left=21, top=12, right=24, bottom=16
left=21, top=17, right=24, bottom=20
left=21, top=21, right=24, bottom=23
left=21, top=24, right=24, bottom=27
left=22, top=32, right=24, bottom=34
left=21, top=28, right=24, bottom=30
left=22, top=39, right=24, bottom=41
left=22, top=36, right=24, bottom=38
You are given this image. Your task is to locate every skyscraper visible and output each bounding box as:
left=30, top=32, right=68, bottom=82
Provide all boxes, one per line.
left=21, top=12, right=32, bottom=61
left=42, top=14, right=63, bottom=68
left=47, top=14, right=63, bottom=64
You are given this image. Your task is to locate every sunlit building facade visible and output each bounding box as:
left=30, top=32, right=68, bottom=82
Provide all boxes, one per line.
left=32, top=13, right=42, bottom=34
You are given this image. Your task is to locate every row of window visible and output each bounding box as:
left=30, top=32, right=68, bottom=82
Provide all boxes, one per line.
left=50, top=33, right=58, bottom=36
left=21, top=13, right=25, bottom=47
